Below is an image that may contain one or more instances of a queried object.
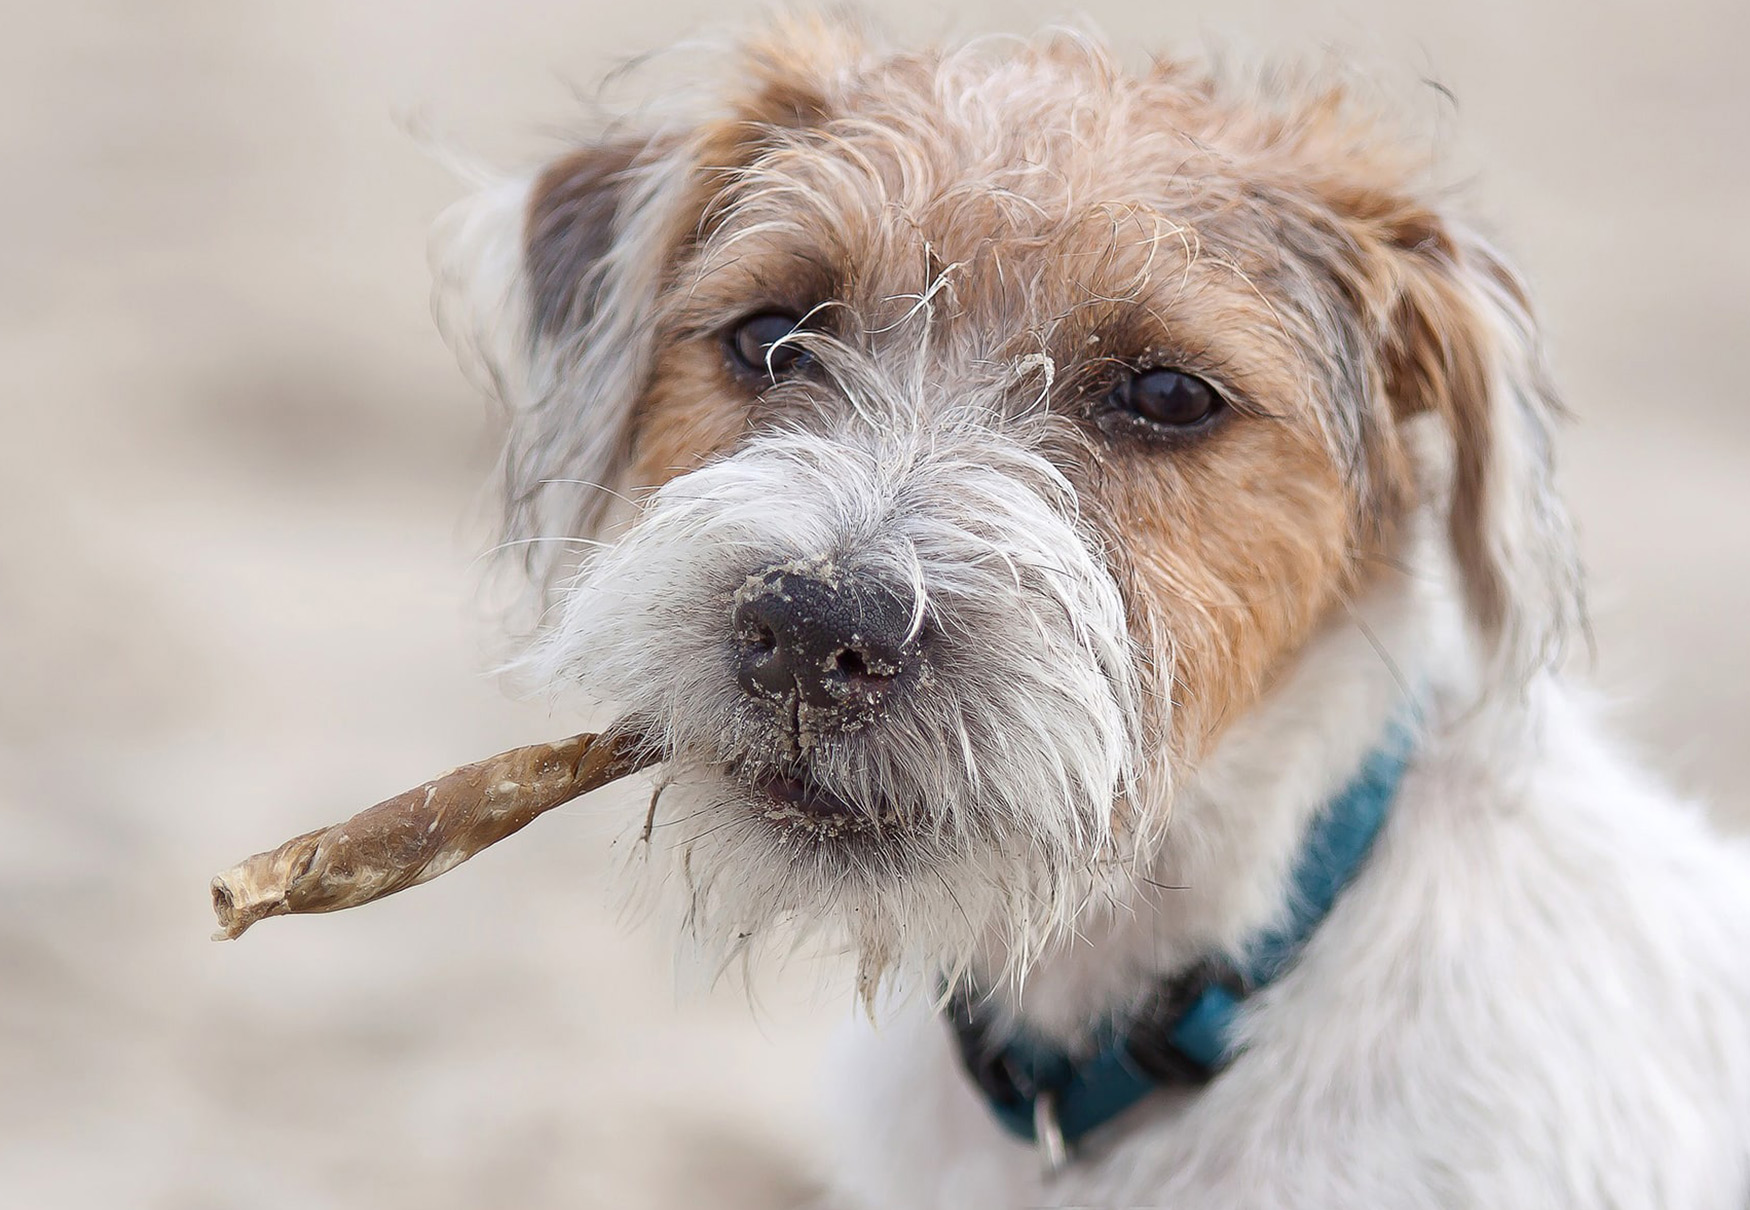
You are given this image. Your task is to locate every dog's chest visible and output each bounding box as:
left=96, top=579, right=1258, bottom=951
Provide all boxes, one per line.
left=822, top=740, right=1750, bottom=1210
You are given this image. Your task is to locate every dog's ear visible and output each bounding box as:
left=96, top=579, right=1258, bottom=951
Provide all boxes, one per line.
left=431, top=128, right=694, bottom=603
left=432, top=18, right=874, bottom=602
left=1243, top=85, right=1583, bottom=684
left=524, top=140, right=652, bottom=343
left=1359, top=206, right=1583, bottom=684
left=523, top=134, right=697, bottom=586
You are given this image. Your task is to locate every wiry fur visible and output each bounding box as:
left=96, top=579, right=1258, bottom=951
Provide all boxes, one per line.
left=522, top=389, right=1140, bottom=991
left=432, top=16, right=1750, bottom=1208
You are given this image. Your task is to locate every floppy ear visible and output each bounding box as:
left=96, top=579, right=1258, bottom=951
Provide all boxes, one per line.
left=431, top=132, right=696, bottom=596
left=1255, top=87, right=1584, bottom=685
left=1376, top=217, right=1584, bottom=684
left=524, top=141, right=651, bottom=342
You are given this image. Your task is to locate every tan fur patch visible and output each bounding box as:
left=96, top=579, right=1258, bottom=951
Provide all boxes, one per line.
left=521, top=20, right=1565, bottom=773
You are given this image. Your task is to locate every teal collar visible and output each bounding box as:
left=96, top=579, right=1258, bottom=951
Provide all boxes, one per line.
left=948, top=720, right=1416, bottom=1167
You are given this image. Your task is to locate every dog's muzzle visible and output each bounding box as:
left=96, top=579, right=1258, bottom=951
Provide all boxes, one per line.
left=521, top=418, right=1139, bottom=866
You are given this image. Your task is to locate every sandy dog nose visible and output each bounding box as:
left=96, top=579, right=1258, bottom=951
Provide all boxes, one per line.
left=731, top=566, right=914, bottom=712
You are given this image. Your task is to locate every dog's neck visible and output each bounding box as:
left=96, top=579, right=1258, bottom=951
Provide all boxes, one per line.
left=965, top=518, right=1474, bottom=1049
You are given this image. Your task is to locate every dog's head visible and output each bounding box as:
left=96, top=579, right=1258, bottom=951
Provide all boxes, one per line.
left=436, top=18, right=1578, bottom=988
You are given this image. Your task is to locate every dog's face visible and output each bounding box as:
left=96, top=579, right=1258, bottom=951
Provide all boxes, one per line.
left=439, top=20, right=1574, bottom=986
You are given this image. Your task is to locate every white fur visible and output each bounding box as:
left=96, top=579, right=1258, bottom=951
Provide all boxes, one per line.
left=821, top=507, right=1750, bottom=1208
left=519, top=396, right=1141, bottom=992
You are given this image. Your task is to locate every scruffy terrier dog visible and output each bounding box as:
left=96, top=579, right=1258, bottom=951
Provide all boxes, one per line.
left=435, top=16, right=1750, bottom=1208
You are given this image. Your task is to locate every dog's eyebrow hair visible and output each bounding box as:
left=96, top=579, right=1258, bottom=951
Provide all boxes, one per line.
left=679, top=233, right=842, bottom=306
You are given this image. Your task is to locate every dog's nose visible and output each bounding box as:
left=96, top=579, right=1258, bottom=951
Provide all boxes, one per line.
left=731, top=565, right=914, bottom=713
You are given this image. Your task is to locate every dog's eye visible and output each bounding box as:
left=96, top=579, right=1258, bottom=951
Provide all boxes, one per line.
left=1111, top=368, right=1222, bottom=429
left=728, top=311, right=810, bottom=378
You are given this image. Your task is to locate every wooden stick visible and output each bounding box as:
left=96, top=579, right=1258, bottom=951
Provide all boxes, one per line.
left=210, top=731, right=651, bottom=940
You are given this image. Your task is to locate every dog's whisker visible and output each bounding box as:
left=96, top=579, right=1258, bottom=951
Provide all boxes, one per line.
left=1341, top=593, right=1414, bottom=703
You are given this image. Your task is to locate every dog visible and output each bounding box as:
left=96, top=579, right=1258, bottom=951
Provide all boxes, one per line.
left=432, top=16, right=1750, bottom=1207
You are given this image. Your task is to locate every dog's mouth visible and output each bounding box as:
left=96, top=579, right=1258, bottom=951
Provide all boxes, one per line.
left=731, top=760, right=902, bottom=839
left=756, top=765, right=855, bottom=814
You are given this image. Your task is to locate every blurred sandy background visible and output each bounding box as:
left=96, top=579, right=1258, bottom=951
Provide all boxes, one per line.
left=1, top=0, right=1745, bottom=1206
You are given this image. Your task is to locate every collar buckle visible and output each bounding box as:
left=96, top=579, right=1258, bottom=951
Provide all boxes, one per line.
left=1033, top=1089, right=1069, bottom=1175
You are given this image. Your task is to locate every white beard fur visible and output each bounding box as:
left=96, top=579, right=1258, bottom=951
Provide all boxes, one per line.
left=819, top=504, right=1750, bottom=1209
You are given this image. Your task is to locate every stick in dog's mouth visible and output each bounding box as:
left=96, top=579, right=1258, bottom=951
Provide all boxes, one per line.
left=209, top=729, right=656, bottom=940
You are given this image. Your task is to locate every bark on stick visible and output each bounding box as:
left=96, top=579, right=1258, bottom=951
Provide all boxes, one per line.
left=210, top=731, right=649, bottom=940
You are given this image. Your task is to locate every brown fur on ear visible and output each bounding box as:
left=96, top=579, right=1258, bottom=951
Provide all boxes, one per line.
left=524, top=14, right=870, bottom=344
left=1378, top=223, right=1508, bottom=630
left=525, top=140, right=649, bottom=342
left=1277, top=128, right=1578, bottom=673
left=1222, top=82, right=1577, bottom=665
left=1373, top=212, right=1581, bottom=677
